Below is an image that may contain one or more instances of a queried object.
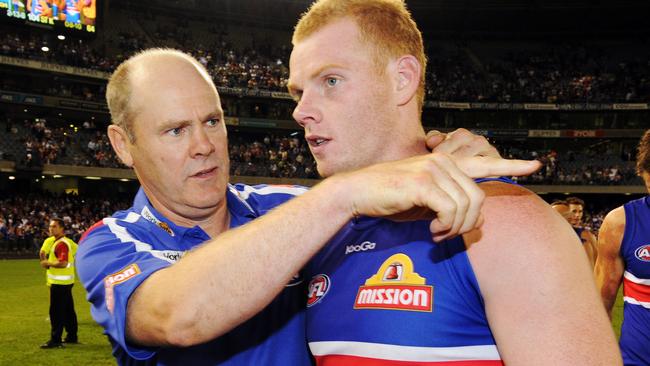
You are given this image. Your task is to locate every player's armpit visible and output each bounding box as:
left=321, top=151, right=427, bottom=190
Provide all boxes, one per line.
left=463, top=182, right=622, bottom=366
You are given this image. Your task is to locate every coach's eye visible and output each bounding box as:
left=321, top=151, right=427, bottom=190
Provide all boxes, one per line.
left=167, top=127, right=184, bottom=137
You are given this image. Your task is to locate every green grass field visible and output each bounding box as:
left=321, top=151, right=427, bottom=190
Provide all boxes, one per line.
left=0, top=259, right=114, bottom=366
left=0, top=259, right=626, bottom=365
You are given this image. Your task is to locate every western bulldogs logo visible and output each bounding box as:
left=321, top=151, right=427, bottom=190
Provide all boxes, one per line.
left=307, top=274, right=330, bottom=307
left=635, top=245, right=650, bottom=262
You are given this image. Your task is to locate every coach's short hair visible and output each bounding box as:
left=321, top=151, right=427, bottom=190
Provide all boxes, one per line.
left=106, top=48, right=212, bottom=142
left=292, top=0, right=427, bottom=112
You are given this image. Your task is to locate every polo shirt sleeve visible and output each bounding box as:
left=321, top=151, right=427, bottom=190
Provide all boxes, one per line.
left=77, top=218, right=171, bottom=361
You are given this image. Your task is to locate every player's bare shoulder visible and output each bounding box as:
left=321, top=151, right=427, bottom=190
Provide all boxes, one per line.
left=465, top=180, right=572, bottom=249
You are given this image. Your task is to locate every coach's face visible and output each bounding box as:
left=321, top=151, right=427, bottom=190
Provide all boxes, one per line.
left=114, top=57, right=230, bottom=221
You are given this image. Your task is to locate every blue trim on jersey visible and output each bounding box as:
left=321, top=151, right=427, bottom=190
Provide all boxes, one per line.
left=78, top=184, right=313, bottom=366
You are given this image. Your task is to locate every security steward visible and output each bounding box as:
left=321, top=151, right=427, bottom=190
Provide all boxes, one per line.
left=39, top=218, right=78, bottom=348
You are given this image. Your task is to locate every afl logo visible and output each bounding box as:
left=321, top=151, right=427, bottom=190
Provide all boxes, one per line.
left=307, top=274, right=330, bottom=307
left=635, top=245, right=650, bottom=262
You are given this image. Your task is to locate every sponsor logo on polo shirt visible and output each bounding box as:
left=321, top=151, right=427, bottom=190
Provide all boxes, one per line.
left=141, top=206, right=175, bottom=236
left=354, top=253, right=433, bottom=312
left=307, top=274, right=331, bottom=307
left=345, top=241, right=376, bottom=255
left=635, top=244, right=650, bottom=262
left=104, top=264, right=141, bottom=314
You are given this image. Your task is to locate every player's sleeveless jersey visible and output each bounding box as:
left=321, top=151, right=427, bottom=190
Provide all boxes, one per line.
left=305, top=217, right=502, bottom=365
left=620, top=196, right=650, bottom=365
left=77, top=184, right=313, bottom=366
left=574, top=227, right=586, bottom=245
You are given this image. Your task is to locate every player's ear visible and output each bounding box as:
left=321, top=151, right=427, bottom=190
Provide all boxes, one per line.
left=394, top=55, right=421, bottom=106
left=107, top=124, right=134, bottom=167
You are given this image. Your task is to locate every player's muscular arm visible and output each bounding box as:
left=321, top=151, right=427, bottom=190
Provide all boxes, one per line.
left=464, top=182, right=621, bottom=366
left=126, top=153, right=539, bottom=348
left=594, top=207, right=625, bottom=318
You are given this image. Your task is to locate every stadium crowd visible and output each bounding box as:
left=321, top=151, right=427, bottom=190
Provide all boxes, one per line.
left=0, top=193, right=130, bottom=253
left=2, top=27, right=649, bottom=103
left=0, top=116, right=640, bottom=183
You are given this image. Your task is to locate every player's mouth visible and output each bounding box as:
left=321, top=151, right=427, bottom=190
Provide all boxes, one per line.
left=306, top=135, right=331, bottom=152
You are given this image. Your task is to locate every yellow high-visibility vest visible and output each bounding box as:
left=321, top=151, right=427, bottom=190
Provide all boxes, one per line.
left=41, top=236, right=78, bottom=286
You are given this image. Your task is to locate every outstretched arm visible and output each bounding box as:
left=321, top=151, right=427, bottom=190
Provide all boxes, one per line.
left=121, top=152, right=539, bottom=348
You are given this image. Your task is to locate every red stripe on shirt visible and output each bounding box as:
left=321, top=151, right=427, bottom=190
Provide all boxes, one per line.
left=314, top=355, right=504, bottom=366
left=624, top=276, right=650, bottom=303
left=80, top=220, right=104, bottom=243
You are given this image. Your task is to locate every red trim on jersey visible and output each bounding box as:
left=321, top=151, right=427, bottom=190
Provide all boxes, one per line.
left=80, top=220, right=104, bottom=243
left=624, top=277, right=650, bottom=303
left=314, top=355, right=504, bottom=366
left=54, top=241, right=69, bottom=262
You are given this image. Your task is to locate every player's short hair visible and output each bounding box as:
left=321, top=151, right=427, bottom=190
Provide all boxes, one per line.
left=550, top=200, right=568, bottom=207
left=637, top=130, right=650, bottom=175
left=566, top=197, right=585, bottom=208
left=293, top=0, right=427, bottom=112
left=50, top=217, right=65, bottom=230
left=106, top=48, right=212, bottom=142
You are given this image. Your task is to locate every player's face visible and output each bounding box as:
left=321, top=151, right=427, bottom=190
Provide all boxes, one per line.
left=568, top=204, right=583, bottom=227
left=127, top=62, right=230, bottom=219
left=49, top=220, right=64, bottom=237
left=289, top=18, right=400, bottom=177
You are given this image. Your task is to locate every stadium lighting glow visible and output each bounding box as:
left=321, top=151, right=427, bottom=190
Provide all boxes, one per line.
left=35, top=179, right=39, bottom=182
left=8, top=176, right=15, bottom=180
left=41, top=46, right=50, bottom=52
left=23, top=109, right=28, bottom=112
left=41, top=175, right=45, bottom=179
left=69, top=124, right=74, bottom=128
left=563, top=192, right=571, bottom=195
left=290, top=132, right=299, bottom=137
left=53, top=175, right=63, bottom=178
left=119, top=178, right=130, bottom=182
left=85, top=176, right=102, bottom=180
left=57, top=35, right=65, bottom=40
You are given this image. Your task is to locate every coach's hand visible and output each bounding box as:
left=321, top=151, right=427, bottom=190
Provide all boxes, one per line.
left=342, top=152, right=540, bottom=241
left=426, top=128, right=501, bottom=158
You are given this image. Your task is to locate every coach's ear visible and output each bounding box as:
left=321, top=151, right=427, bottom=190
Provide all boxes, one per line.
left=107, top=124, right=134, bottom=167
left=394, top=54, right=421, bottom=107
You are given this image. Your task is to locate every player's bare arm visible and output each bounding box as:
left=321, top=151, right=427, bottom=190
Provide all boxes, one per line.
left=595, top=206, right=626, bottom=317
left=463, top=182, right=621, bottom=365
